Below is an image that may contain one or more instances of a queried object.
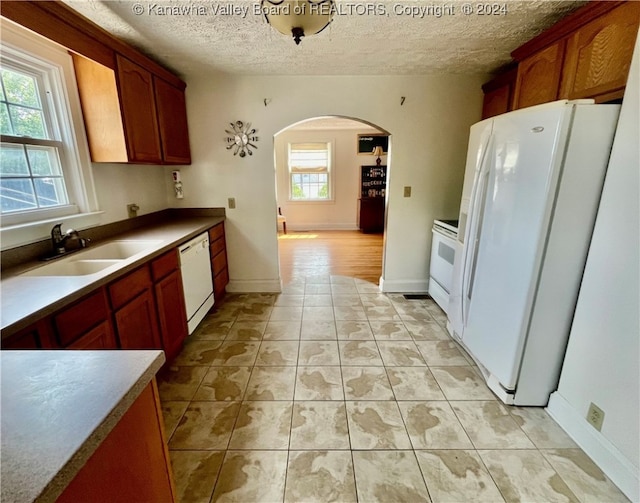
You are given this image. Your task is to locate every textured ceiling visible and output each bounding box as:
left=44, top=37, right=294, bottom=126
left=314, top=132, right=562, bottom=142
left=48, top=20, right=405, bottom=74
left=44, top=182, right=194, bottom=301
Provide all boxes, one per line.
left=64, top=0, right=585, bottom=78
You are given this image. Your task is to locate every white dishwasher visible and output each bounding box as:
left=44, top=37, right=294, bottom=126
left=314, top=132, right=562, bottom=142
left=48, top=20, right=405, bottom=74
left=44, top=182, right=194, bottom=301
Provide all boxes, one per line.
left=179, top=232, right=214, bottom=334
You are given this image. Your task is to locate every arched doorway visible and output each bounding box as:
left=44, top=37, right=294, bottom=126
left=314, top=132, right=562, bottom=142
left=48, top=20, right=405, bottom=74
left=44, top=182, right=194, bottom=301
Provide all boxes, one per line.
left=273, top=116, right=391, bottom=287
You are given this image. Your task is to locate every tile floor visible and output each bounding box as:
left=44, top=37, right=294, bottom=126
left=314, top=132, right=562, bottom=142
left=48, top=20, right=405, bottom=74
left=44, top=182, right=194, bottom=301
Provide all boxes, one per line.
left=158, top=275, right=629, bottom=503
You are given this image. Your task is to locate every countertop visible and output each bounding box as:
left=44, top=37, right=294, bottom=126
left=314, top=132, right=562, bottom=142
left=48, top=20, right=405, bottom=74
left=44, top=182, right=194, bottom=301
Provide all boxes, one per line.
left=1, top=215, right=224, bottom=337
left=0, top=350, right=165, bottom=503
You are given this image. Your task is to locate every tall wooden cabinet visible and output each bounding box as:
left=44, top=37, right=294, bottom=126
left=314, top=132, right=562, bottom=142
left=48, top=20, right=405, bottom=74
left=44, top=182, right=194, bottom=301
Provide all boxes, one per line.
left=358, top=165, right=387, bottom=234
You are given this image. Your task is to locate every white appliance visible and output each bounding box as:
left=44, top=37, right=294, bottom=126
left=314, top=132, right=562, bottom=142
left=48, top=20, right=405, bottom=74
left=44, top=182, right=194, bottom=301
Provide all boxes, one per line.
left=429, top=220, right=458, bottom=314
left=448, top=100, right=620, bottom=406
left=179, top=232, right=214, bottom=334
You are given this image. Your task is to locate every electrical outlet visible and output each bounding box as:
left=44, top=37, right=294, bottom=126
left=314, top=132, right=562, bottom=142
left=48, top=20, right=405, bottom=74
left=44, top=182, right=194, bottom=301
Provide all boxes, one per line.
left=127, top=203, right=139, bottom=218
left=228, top=197, right=236, bottom=209
left=404, top=186, right=412, bottom=197
left=587, top=402, right=605, bottom=431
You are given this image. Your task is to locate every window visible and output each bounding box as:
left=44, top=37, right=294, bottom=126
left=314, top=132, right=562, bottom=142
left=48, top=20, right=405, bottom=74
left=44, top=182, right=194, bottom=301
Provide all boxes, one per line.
left=0, top=62, right=70, bottom=215
left=289, top=142, right=331, bottom=201
left=0, top=24, right=98, bottom=232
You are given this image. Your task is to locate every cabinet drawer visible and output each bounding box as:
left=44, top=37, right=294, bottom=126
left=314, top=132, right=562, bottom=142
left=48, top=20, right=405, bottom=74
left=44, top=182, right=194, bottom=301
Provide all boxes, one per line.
left=151, top=249, right=178, bottom=282
left=109, top=265, right=152, bottom=310
left=212, top=251, right=227, bottom=276
left=53, top=289, right=110, bottom=347
left=208, top=223, right=224, bottom=242
left=210, top=236, right=225, bottom=258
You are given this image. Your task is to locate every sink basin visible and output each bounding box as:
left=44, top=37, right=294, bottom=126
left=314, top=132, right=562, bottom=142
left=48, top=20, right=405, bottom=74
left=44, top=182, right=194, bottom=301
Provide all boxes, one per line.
left=77, top=240, right=162, bottom=260
left=22, top=259, right=122, bottom=277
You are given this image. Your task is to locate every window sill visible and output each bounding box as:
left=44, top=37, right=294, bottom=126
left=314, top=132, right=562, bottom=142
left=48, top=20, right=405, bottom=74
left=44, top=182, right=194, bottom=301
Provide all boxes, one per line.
left=287, top=199, right=335, bottom=205
left=0, top=211, right=105, bottom=251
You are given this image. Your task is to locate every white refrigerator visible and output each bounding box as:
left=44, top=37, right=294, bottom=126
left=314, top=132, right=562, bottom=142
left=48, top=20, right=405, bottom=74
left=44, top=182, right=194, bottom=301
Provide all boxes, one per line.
left=447, top=100, right=620, bottom=406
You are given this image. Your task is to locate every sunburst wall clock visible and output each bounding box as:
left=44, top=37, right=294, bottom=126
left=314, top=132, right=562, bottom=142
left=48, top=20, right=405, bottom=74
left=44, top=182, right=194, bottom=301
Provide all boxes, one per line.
left=225, top=121, right=259, bottom=157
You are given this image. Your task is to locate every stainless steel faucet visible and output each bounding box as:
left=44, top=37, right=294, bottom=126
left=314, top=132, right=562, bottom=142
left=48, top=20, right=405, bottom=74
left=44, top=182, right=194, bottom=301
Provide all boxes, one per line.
left=51, top=224, right=89, bottom=255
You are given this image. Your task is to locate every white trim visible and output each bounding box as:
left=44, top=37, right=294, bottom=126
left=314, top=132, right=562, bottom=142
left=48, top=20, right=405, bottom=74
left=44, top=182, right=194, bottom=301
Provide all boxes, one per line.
left=547, top=392, right=639, bottom=502
left=379, top=277, right=429, bottom=293
left=226, top=279, right=282, bottom=293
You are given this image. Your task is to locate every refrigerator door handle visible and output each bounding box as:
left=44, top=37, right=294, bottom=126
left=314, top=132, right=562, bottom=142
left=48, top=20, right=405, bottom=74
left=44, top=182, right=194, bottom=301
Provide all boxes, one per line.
left=461, top=136, right=493, bottom=322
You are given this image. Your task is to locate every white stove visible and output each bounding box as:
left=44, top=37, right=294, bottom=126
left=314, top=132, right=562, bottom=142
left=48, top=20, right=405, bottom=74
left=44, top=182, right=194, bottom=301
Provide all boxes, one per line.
left=429, top=219, right=459, bottom=313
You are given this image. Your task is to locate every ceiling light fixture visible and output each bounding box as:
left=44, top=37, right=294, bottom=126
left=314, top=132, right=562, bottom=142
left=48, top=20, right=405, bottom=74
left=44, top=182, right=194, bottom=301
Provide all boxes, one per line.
left=261, top=0, right=335, bottom=45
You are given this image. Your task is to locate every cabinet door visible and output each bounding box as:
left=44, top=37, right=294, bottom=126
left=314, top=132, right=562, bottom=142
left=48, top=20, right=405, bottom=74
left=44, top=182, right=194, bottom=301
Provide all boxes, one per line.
left=513, top=41, right=565, bottom=109
left=114, top=290, right=162, bottom=349
left=53, top=289, right=111, bottom=347
left=116, top=55, right=162, bottom=163
left=154, top=77, right=191, bottom=164
left=559, top=1, right=640, bottom=102
left=155, top=269, right=188, bottom=362
left=68, top=321, right=118, bottom=349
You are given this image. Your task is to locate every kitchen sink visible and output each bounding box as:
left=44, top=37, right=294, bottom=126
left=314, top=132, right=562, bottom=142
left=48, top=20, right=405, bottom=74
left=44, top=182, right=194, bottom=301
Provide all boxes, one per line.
left=22, top=259, right=122, bottom=277
left=21, top=240, right=162, bottom=277
left=75, top=240, right=162, bottom=260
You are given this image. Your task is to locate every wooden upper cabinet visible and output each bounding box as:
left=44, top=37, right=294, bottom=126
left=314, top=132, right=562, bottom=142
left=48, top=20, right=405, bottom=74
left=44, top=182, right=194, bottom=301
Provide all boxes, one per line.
left=154, top=77, right=191, bottom=164
left=481, top=67, right=517, bottom=119
left=511, top=1, right=639, bottom=110
left=116, top=55, right=163, bottom=164
left=73, top=54, right=190, bottom=165
left=513, top=40, right=565, bottom=109
left=559, top=1, right=640, bottom=102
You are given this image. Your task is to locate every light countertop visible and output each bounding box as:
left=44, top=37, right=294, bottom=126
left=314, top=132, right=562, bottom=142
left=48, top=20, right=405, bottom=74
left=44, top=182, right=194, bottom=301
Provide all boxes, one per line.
left=0, top=350, right=165, bottom=503
left=1, top=215, right=223, bottom=337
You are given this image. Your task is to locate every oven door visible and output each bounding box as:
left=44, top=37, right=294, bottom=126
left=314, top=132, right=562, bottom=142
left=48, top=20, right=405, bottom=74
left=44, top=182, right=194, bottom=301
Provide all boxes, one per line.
left=429, top=227, right=457, bottom=313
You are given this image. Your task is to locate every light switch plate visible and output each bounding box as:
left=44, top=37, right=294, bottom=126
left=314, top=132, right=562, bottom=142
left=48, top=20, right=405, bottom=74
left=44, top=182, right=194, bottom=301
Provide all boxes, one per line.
left=228, top=197, right=236, bottom=209
left=404, top=186, right=412, bottom=197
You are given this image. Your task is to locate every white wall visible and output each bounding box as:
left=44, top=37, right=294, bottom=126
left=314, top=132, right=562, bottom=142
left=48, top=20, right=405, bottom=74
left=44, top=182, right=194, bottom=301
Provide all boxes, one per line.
left=92, top=163, right=169, bottom=222
left=547, top=33, right=640, bottom=502
left=274, top=127, right=387, bottom=231
left=172, top=73, right=484, bottom=292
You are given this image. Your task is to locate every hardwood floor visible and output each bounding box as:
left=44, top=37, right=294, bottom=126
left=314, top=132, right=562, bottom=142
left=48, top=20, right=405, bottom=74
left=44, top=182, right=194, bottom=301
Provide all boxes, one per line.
left=278, top=230, right=383, bottom=285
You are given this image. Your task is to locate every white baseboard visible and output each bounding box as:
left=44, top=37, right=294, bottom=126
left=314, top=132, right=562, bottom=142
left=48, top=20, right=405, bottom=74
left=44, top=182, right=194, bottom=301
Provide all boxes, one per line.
left=379, top=277, right=429, bottom=293
left=226, top=279, right=282, bottom=293
left=287, top=223, right=359, bottom=231
left=547, top=392, right=639, bottom=502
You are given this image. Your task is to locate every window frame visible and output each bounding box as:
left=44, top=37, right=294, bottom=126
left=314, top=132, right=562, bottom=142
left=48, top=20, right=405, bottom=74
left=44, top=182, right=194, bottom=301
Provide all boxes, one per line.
left=287, top=141, right=334, bottom=203
left=0, top=20, right=99, bottom=236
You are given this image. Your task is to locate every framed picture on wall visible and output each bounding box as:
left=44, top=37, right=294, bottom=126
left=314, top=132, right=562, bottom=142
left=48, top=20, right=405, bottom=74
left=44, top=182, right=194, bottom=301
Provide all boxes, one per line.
left=357, top=134, right=388, bottom=155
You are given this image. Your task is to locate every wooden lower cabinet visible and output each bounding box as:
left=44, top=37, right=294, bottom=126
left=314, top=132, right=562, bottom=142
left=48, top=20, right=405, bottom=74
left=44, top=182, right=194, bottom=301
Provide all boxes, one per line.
left=154, top=269, right=188, bottom=361
left=68, top=321, right=117, bottom=350
left=209, top=223, right=229, bottom=300
left=56, top=381, right=176, bottom=503
left=113, top=290, right=162, bottom=349
left=1, top=322, right=46, bottom=349
left=359, top=197, right=385, bottom=233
